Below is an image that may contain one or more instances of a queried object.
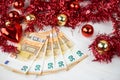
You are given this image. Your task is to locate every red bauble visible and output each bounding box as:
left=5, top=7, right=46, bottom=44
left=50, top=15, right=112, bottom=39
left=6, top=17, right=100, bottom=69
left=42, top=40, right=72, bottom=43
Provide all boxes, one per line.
left=8, top=11, right=20, bottom=21
left=81, top=24, right=94, bottom=37
left=13, top=0, right=24, bottom=9
left=70, top=1, right=80, bottom=9
left=1, top=23, right=22, bottom=43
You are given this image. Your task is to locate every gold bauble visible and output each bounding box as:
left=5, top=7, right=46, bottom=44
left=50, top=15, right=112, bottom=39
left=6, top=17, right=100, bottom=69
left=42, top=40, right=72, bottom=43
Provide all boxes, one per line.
left=5, top=21, right=11, bottom=26
left=25, top=14, right=36, bottom=21
left=97, top=40, right=109, bottom=53
left=57, top=14, right=67, bottom=26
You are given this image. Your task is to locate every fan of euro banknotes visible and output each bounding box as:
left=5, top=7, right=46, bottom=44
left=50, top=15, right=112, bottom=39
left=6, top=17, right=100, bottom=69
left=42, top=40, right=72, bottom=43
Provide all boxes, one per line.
left=0, top=27, right=87, bottom=75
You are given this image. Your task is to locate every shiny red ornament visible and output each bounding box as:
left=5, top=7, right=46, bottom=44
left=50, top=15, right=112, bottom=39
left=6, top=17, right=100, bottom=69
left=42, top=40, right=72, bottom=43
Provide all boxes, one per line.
left=8, top=11, right=20, bottom=21
left=70, top=1, right=80, bottom=9
left=0, top=23, right=22, bottom=43
left=81, top=24, right=94, bottom=37
left=13, top=0, right=24, bottom=9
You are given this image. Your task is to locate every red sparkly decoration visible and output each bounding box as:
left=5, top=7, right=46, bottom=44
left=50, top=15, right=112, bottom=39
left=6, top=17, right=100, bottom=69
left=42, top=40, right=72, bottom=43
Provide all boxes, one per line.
left=81, top=24, right=94, bottom=37
left=89, top=35, right=115, bottom=63
left=13, top=0, right=24, bottom=9
left=70, top=1, right=80, bottom=9
left=1, top=23, right=22, bottom=43
left=8, top=11, right=20, bottom=21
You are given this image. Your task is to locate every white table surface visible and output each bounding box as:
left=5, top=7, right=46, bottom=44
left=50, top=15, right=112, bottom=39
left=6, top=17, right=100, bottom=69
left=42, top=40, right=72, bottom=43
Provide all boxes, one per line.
left=1, top=21, right=120, bottom=80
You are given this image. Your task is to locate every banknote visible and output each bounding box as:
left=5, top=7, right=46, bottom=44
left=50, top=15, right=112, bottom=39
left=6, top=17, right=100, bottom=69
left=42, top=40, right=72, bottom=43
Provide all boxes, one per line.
left=28, top=38, right=48, bottom=75
left=52, top=28, right=67, bottom=72
left=0, top=27, right=87, bottom=75
left=42, top=34, right=55, bottom=74
left=58, top=31, right=87, bottom=69
left=0, top=33, right=47, bottom=74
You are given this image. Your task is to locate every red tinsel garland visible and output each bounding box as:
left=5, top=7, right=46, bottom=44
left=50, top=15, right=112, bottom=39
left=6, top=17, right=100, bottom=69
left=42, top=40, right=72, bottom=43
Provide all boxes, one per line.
left=0, top=0, right=120, bottom=62
left=89, top=34, right=116, bottom=62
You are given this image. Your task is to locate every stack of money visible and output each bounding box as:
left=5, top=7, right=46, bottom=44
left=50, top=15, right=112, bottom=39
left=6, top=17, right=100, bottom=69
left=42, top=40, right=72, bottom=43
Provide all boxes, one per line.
left=0, top=27, right=88, bottom=75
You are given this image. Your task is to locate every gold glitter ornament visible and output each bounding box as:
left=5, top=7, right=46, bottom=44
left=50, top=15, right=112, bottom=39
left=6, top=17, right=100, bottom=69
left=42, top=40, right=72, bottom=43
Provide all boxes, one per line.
left=5, top=21, right=11, bottom=26
left=57, top=14, right=67, bottom=26
left=25, top=14, right=36, bottom=21
left=97, top=40, right=110, bottom=54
